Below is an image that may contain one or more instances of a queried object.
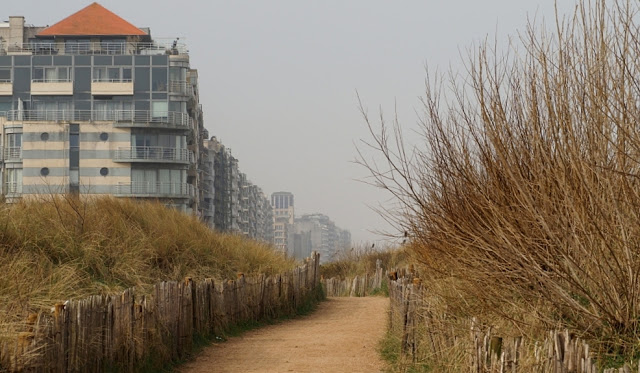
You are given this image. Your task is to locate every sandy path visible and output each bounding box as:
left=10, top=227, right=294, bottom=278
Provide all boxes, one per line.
left=179, top=297, right=389, bottom=373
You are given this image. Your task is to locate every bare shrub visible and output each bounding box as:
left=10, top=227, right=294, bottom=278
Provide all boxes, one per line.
left=360, top=0, right=640, bottom=357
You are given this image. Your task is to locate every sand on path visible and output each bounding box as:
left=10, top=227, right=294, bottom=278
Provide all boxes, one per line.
left=179, top=296, right=389, bottom=373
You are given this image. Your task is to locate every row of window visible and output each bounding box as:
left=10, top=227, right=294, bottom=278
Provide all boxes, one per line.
left=0, top=66, right=186, bottom=84
left=4, top=167, right=187, bottom=194
left=3, top=132, right=187, bottom=147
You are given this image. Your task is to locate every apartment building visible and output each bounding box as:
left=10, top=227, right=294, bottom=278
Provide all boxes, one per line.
left=202, top=136, right=273, bottom=242
left=0, top=4, right=277, bottom=245
left=0, top=4, right=205, bottom=211
left=206, top=137, right=238, bottom=231
left=289, top=213, right=351, bottom=263
left=271, top=191, right=294, bottom=252
left=238, top=173, right=273, bottom=241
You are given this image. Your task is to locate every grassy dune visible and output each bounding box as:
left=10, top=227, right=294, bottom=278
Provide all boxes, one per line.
left=0, top=196, right=295, bottom=324
left=320, top=245, right=408, bottom=280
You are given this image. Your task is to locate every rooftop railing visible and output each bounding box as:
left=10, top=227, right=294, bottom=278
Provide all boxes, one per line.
left=114, top=147, right=192, bottom=164
left=2, top=40, right=188, bottom=56
left=5, top=110, right=191, bottom=128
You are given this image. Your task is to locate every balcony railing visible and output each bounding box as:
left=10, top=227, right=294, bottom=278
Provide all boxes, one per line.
left=4, top=147, right=21, bottom=161
left=169, top=80, right=189, bottom=94
left=115, top=182, right=194, bottom=198
left=113, top=110, right=190, bottom=128
left=3, top=40, right=188, bottom=56
left=31, top=78, right=72, bottom=83
left=5, top=182, right=21, bottom=194
left=114, top=147, right=192, bottom=164
left=5, top=110, right=190, bottom=128
left=92, top=78, right=134, bottom=83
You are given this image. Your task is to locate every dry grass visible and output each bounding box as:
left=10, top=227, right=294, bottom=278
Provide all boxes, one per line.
left=0, top=196, right=295, bottom=326
left=320, top=244, right=408, bottom=279
left=361, top=0, right=640, bottom=363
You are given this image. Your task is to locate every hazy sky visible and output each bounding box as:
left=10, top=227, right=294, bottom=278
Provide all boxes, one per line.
left=3, top=1, right=575, bottom=244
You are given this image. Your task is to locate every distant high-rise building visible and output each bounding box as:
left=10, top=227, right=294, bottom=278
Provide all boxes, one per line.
left=271, top=191, right=294, bottom=252
left=289, top=213, right=350, bottom=263
left=339, top=229, right=352, bottom=251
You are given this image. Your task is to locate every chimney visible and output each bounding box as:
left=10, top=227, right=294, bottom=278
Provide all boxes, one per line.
left=9, top=16, right=25, bottom=47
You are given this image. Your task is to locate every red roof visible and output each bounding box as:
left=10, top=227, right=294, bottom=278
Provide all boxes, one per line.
left=37, top=3, right=147, bottom=37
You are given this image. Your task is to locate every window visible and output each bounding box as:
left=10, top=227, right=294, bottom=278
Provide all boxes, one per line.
left=6, top=169, right=22, bottom=194
left=151, top=101, right=168, bottom=119
left=5, top=133, right=21, bottom=160
left=29, top=39, right=54, bottom=54
left=99, top=132, right=109, bottom=141
left=40, top=132, right=49, bottom=141
left=132, top=168, right=185, bottom=193
left=32, top=101, right=72, bottom=120
left=69, top=124, right=79, bottom=193
left=151, top=67, right=167, bottom=91
left=131, top=132, right=185, bottom=149
left=93, top=66, right=132, bottom=82
left=0, top=69, right=10, bottom=82
left=100, top=39, right=125, bottom=54
left=65, top=39, right=90, bottom=54
left=169, top=67, right=186, bottom=82
left=40, top=167, right=49, bottom=176
left=99, top=168, right=109, bottom=176
left=33, top=67, right=71, bottom=82
left=7, top=133, right=21, bottom=149
left=108, top=68, right=120, bottom=81
left=93, top=100, right=132, bottom=121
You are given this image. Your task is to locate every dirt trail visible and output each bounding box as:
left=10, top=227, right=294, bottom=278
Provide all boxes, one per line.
left=179, top=297, right=389, bottom=373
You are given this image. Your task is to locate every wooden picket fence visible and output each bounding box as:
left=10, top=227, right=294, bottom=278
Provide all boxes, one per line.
left=321, top=259, right=385, bottom=297
left=389, top=274, right=639, bottom=373
left=0, top=253, right=321, bottom=372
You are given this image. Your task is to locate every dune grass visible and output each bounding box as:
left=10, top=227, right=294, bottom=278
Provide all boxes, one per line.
left=320, top=245, right=408, bottom=280
left=0, top=195, right=295, bottom=326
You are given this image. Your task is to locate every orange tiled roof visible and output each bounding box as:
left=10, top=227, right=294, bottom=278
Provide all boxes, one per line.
left=37, top=2, right=147, bottom=36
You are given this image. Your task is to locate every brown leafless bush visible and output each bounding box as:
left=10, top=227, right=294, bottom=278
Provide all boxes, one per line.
left=360, top=0, right=640, bottom=358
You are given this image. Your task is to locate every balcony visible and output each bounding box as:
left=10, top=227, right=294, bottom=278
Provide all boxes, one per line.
left=0, top=80, right=12, bottom=96
left=91, top=79, right=133, bottom=95
left=4, top=182, right=21, bottom=195
left=114, top=147, right=192, bottom=164
left=5, top=110, right=191, bottom=129
left=5, top=40, right=188, bottom=56
left=31, top=79, right=73, bottom=95
left=169, top=81, right=189, bottom=95
left=113, top=110, right=190, bottom=129
left=4, top=147, right=21, bottom=161
left=115, top=182, right=194, bottom=198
